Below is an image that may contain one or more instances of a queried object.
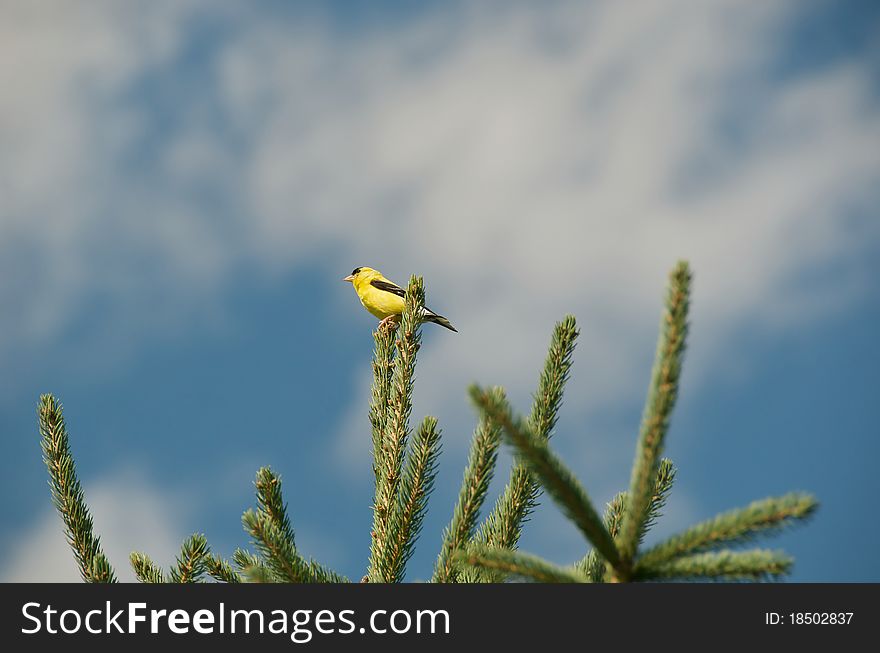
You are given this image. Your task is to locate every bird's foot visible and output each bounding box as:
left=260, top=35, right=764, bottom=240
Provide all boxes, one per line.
left=377, top=315, right=401, bottom=332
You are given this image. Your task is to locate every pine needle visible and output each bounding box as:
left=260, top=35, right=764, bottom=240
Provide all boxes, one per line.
left=232, top=548, right=275, bottom=582
left=637, top=492, right=818, bottom=567
left=381, top=416, right=442, bottom=582
left=464, top=317, right=578, bottom=581
left=368, top=276, right=424, bottom=582
left=577, top=459, right=676, bottom=581
left=130, top=552, right=165, bottom=583
left=634, top=549, right=793, bottom=581
left=470, top=386, right=621, bottom=572
left=38, top=394, right=116, bottom=583
left=242, top=510, right=349, bottom=583
left=168, top=533, right=210, bottom=583
left=618, top=262, right=691, bottom=576
left=206, top=554, right=241, bottom=583
left=454, top=545, right=589, bottom=583
left=254, top=467, right=296, bottom=550
left=243, top=468, right=349, bottom=583
left=434, top=392, right=504, bottom=583
left=369, top=323, right=397, bottom=482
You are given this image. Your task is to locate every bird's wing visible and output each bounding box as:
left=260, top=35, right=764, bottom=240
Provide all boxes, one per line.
left=370, top=278, right=406, bottom=298
left=369, top=278, right=450, bottom=322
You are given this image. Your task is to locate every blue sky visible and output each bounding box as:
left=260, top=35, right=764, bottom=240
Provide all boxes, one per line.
left=1, top=0, right=878, bottom=582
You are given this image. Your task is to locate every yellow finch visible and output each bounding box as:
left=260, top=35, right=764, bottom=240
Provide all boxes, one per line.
left=343, top=267, right=457, bottom=332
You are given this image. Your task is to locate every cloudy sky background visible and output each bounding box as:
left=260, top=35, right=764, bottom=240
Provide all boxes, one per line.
left=2, top=0, right=878, bottom=582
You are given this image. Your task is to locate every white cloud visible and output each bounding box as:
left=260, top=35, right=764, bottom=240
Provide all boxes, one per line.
left=0, top=0, right=230, bottom=383
left=1, top=471, right=186, bottom=582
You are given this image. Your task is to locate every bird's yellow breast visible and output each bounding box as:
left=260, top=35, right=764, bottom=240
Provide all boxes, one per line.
left=354, top=277, right=406, bottom=319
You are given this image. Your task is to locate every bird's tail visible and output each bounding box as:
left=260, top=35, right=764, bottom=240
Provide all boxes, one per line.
left=422, top=308, right=458, bottom=332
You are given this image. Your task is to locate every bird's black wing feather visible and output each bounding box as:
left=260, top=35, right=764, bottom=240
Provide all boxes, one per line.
left=370, top=279, right=407, bottom=298
left=371, top=278, right=457, bottom=331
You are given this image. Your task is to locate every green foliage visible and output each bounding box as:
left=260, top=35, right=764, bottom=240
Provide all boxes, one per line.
left=131, top=534, right=219, bottom=583
left=577, top=491, right=627, bottom=581
left=168, top=534, right=210, bottom=583
left=454, top=545, right=589, bottom=583
left=36, top=262, right=816, bottom=583
left=242, top=564, right=277, bottom=583
left=206, top=554, right=241, bottom=583
left=433, top=392, right=504, bottom=583
left=457, top=262, right=816, bottom=583
left=242, top=468, right=349, bottom=583
left=369, top=322, right=396, bottom=482
left=634, top=550, right=793, bottom=581
left=641, top=458, right=677, bottom=541
left=636, top=492, right=817, bottom=568
left=368, top=277, right=437, bottom=582
left=618, top=261, right=691, bottom=574
left=38, top=395, right=116, bottom=583
left=577, top=459, right=677, bottom=581
left=469, top=386, right=620, bottom=569
left=130, top=552, right=165, bottom=583
left=254, top=467, right=296, bottom=549
left=460, top=317, right=579, bottom=582
left=381, top=416, right=442, bottom=582
left=232, top=548, right=272, bottom=581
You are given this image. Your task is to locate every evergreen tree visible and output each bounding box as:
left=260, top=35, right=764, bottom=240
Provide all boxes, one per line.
left=37, top=262, right=816, bottom=583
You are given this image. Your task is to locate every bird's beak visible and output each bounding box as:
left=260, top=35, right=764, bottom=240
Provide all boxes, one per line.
left=343, top=274, right=355, bottom=282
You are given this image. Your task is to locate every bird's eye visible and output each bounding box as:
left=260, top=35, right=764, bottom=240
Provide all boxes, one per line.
left=351, top=268, right=361, bottom=276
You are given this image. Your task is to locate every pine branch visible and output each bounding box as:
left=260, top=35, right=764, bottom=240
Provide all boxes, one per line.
left=241, top=466, right=349, bottom=583
left=368, top=276, right=424, bottom=582
left=470, top=386, right=621, bottom=572
left=636, top=492, right=817, bottom=568
left=634, top=549, right=793, bottom=581
left=242, top=510, right=302, bottom=582
left=207, top=554, right=241, bottom=583
left=381, top=416, right=442, bottom=582
left=529, top=315, right=579, bottom=441
left=241, top=509, right=303, bottom=582
left=433, top=392, right=504, bottom=583
left=605, top=492, right=629, bottom=541
left=640, top=457, right=677, bottom=542
left=369, top=322, right=397, bottom=482
left=254, top=467, right=295, bottom=549
left=168, top=533, right=210, bottom=583
left=577, top=491, right=627, bottom=582
left=232, top=548, right=274, bottom=581
left=243, top=564, right=277, bottom=583
left=464, top=317, right=578, bottom=582
left=130, top=552, right=165, bottom=583
left=38, top=394, right=116, bottom=583
left=242, top=510, right=348, bottom=583
left=454, top=545, right=589, bottom=583
left=243, top=466, right=299, bottom=581
left=618, top=262, right=691, bottom=577
left=370, top=322, right=395, bottom=472
left=577, top=460, right=676, bottom=581
left=300, top=560, right=349, bottom=583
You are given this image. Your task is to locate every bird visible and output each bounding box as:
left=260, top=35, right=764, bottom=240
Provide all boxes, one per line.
left=343, top=266, right=458, bottom=332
